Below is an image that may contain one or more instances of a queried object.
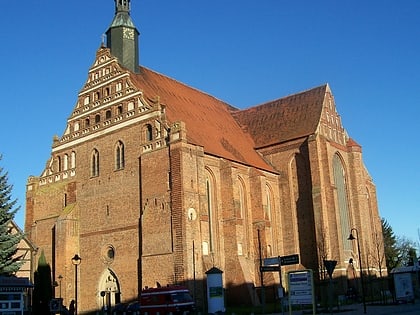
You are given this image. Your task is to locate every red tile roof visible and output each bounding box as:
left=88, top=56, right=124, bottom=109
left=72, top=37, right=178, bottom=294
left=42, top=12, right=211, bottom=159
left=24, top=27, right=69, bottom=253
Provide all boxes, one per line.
left=131, top=67, right=275, bottom=172
left=131, top=66, right=328, bottom=172
left=232, top=85, right=328, bottom=148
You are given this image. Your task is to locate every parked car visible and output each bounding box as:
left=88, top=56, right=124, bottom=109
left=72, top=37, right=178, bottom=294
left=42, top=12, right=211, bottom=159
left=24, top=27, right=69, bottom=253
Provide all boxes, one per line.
left=140, top=285, right=195, bottom=315
left=111, top=302, right=128, bottom=314
left=126, top=301, right=141, bottom=314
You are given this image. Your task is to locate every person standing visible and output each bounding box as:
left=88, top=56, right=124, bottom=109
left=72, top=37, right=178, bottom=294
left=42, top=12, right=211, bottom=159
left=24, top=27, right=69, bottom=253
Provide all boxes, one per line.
left=69, top=300, right=75, bottom=315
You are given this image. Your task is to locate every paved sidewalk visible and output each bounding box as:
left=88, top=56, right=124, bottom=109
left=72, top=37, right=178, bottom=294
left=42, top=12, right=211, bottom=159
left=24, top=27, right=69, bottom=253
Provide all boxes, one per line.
left=273, top=301, right=420, bottom=315
left=327, top=302, right=419, bottom=314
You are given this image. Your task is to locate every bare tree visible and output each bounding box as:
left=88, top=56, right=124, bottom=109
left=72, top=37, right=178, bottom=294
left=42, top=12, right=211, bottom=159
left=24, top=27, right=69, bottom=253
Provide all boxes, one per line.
left=417, top=228, right=420, bottom=256
left=396, top=236, right=417, bottom=266
left=370, top=230, right=386, bottom=277
left=317, top=227, right=329, bottom=280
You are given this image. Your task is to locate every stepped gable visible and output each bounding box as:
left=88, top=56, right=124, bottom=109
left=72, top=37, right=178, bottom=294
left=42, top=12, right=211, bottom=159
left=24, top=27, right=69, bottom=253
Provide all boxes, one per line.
left=130, top=66, right=275, bottom=172
left=232, top=84, right=328, bottom=148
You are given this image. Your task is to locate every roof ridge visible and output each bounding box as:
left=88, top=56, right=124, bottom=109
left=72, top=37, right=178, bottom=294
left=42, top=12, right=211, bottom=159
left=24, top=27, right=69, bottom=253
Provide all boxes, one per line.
left=243, top=83, right=329, bottom=111
left=130, top=65, right=275, bottom=172
left=136, top=66, right=239, bottom=110
left=231, top=84, right=328, bottom=148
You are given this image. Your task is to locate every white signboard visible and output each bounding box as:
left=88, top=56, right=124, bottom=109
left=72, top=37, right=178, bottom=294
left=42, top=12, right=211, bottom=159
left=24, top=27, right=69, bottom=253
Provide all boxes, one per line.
left=288, top=270, right=314, bottom=306
left=394, top=272, right=414, bottom=302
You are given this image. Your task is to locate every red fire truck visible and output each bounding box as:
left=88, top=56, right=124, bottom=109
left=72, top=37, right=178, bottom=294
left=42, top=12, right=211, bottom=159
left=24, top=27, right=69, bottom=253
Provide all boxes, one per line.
left=140, top=285, right=195, bottom=315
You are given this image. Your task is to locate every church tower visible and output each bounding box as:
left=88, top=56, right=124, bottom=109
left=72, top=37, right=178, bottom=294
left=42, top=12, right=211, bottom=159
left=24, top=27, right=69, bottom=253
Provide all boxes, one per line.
left=106, top=0, right=140, bottom=73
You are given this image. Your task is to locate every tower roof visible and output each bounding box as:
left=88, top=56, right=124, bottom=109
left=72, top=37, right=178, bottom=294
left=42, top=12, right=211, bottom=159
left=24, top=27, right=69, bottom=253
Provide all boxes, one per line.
left=108, top=0, right=136, bottom=29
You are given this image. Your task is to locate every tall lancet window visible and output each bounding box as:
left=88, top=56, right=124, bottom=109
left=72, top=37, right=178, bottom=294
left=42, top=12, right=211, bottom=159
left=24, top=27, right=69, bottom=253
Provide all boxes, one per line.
left=71, top=151, right=76, bottom=169
left=265, top=184, right=273, bottom=221
left=333, top=154, right=351, bottom=251
left=237, top=177, right=246, bottom=219
left=115, top=141, right=125, bottom=170
left=205, top=169, right=217, bottom=254
left=63, top=154, right=69, bottom=171
left=91, top=149, right=100, bottom=177
left=145, top=124, right=153, bottom=142
left=237, top=176, right=249, bottom=256
left=56, top=156, right=62, bottom=173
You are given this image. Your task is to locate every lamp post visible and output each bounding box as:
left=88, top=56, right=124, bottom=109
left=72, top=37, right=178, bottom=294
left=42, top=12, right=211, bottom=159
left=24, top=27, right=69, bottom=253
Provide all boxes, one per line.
left=100, top=291, right=106, bottom=314
left=58, top=275, right=63, bottom=299
left=58, top=275, right=63, bottom=313
left=348, top=228, right=366, bottom=314
left=71, top=254, right=82, bottom=315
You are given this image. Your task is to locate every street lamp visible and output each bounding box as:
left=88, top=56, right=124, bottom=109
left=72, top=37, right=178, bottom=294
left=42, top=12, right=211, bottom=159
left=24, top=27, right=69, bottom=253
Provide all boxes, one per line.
left=71, top=254, right=82, bottom=315
left=348, top=228, right=366, bottom=314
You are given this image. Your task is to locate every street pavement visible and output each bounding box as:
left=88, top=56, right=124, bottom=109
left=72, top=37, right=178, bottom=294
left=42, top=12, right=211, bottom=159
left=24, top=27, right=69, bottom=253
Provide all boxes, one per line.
left=328, top=302, right=420, bottom=314
left=272, top=300, right=420, bottom=315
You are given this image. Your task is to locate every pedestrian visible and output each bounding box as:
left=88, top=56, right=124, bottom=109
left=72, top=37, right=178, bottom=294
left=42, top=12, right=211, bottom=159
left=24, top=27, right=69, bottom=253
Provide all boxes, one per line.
left=69, top=300, right=75, bottom=315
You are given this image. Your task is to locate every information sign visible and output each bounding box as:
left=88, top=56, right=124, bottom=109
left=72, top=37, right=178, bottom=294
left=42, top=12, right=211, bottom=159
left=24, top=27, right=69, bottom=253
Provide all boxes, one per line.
left=260, top=265, right=280, bottom=272
left=263, top=257, right=280, bottom=266
left=288, top=270, right=314, bottom=306
left=280, top=254, right=299, bottom=266
left=263, top=254, right=299, bottom=267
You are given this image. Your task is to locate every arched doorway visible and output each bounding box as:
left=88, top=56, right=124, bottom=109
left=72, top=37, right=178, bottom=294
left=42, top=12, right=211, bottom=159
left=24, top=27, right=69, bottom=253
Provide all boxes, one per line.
left=98, top=269, right=121, bottom=311
left=346, top=258, right=358, bottom=300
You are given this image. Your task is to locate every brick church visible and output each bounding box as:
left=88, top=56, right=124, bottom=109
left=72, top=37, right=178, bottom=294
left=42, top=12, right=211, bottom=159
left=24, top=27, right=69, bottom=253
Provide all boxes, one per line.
left=25, top=0, right=384, bottom=313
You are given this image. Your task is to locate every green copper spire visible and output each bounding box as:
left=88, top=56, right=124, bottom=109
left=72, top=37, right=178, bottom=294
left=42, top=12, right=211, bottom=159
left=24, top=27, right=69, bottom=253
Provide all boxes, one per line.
left=106, top=0, right=140, bottom=73
left=109, top=0, right=136, bottom=28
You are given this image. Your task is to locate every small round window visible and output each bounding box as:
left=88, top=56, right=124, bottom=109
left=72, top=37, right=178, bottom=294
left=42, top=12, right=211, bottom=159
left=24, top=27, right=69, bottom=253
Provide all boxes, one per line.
left=102, top=245, right=115, bottom=263
left=107, top=247, right=115, bottom=259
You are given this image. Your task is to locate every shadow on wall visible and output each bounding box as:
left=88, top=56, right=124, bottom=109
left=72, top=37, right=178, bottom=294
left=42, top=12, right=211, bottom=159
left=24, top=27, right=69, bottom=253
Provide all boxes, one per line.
left=79, top=273, right=393, bottom=314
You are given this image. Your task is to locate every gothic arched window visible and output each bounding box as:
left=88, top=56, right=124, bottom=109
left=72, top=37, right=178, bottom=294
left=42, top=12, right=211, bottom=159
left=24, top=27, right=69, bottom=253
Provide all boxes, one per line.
left=63, top=154, right=69, bottom=171
left=115, top=141, right=125, bottom=170
left=237, top=177, right=246, bottom=219
left=265, top=184, right=273, bottom=221
left=145, top=124, right=153, bottom=142
left=205, top=169, right=217, bottom=254
left=333, top=154, right=351, bottom=250
left=91, top=149, right=100, bottom=177
left=57, top=156, right=62, bottom=173
left=71, top=151, right=76, bottom=169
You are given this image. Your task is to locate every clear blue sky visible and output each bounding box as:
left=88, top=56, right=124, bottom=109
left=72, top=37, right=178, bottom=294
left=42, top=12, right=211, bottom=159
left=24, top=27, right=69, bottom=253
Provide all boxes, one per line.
left=1, top=1, right=419, bottom=246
